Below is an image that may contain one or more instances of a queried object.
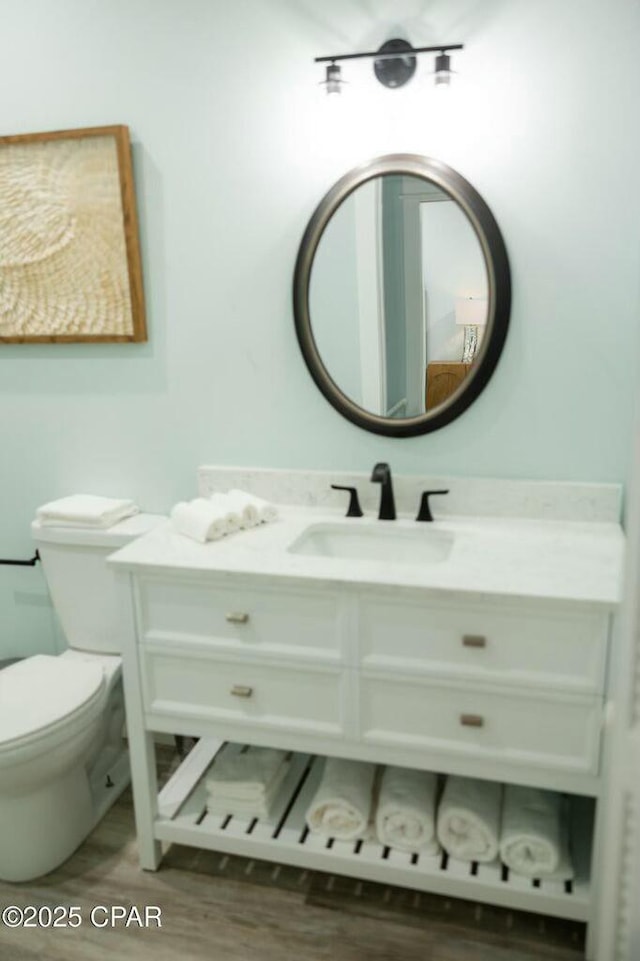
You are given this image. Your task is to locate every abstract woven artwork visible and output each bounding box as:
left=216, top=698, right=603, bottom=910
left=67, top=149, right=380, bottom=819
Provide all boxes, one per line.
left=0, top=125, right=146, bottom=342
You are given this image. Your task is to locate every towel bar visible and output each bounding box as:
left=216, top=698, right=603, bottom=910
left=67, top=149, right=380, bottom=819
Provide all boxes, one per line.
left=0, top=551, right=40, bottom=567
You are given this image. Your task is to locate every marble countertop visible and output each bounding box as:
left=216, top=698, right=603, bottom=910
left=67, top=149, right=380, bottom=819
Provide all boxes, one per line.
left=108, top=506, right=625, bottom=607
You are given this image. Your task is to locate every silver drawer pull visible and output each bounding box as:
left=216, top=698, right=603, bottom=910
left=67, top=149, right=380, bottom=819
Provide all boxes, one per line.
left=462, top=634, right=487, bottom=649
left=230, top=685, right=253, bottom=698
left=226, top=612, right=250, bottom=624
left=460, top=713, right=485, bottom=728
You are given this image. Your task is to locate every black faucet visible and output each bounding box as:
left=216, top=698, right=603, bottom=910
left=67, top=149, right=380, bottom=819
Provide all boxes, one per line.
left=371, top=462, right=396, bottom=520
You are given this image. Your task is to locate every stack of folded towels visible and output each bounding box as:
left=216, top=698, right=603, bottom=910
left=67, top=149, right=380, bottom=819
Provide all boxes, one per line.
left=170, top=489, right=277, bottom=544
left=36, top=494, right=139, bottom=529
left=204, top=746, right=291, bottom=819
left=436, top=775, right=574, bottom=880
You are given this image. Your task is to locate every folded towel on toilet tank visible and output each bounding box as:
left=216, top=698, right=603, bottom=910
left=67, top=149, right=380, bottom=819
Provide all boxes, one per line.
left=36, top=494, right=139, bottom=528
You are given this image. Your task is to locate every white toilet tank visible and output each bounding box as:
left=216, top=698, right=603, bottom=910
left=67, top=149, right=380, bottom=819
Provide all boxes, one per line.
left=32, top=513, right=164, bottom=655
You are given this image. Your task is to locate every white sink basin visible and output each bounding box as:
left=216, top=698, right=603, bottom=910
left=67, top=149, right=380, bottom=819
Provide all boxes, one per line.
left=287, top=522, right=454, bottom=566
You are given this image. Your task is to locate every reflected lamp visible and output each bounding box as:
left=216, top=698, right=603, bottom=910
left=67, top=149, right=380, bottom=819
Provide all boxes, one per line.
left=455, top=296, right=488, bottom=363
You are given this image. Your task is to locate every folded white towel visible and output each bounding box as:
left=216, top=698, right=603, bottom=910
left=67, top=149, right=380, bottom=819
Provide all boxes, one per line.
left=437, top=776, right=502, bottom=863
left=375, top=766, right=440, bottom=855
left=205, top=746, right=290, bottom=819
left=306, top=757, right=376, bottom=841
left=228, top=488, right=278, bottom=523
left=36, top=495, right=139, bottom=529
left=206, top=762, right=290, bottom=819
left=170, top=500, right=226, bottom=543
left=206, top=746, right=289, bottom=798
left=500, top=785, right=574, bottom=880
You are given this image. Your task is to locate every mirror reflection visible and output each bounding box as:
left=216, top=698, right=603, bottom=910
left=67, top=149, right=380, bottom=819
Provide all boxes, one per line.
left=309, top=174, right=489, bottom=418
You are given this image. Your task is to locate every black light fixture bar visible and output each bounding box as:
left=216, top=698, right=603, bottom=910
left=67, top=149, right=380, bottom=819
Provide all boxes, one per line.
left=316, top=40, right=464, bottom=92
left=315, top=43, right=463, bottom=65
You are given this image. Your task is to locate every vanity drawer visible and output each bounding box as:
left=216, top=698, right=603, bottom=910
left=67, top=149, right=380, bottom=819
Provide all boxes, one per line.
left=360, top=675, right=602, bottom=774
left=358, top=595, right=608, bottom=693
left=136, top=576, right=342, bottom=662
left=141, top=646, right=345, bottom=736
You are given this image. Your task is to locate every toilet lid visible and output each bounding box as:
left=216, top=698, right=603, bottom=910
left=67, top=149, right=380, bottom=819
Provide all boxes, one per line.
left=0, top=654, right=105, bottom=746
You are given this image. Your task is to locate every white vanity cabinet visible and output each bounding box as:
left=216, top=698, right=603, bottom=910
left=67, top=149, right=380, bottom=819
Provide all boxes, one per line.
left=136, top=574, right=608, bottom=789
left=112, top=545, right=616, bottom=958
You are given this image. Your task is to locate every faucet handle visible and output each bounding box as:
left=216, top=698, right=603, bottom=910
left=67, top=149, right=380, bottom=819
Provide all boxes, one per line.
left=416, top=489, right=450, bottom=522
left=331, top=484, right=363, bottom=518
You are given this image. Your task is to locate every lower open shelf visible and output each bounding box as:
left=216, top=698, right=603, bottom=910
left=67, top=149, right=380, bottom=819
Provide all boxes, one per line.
left=155, top=737, right=594, bottom=923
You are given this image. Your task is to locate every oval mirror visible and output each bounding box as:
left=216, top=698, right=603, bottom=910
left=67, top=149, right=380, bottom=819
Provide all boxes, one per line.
left=293, top=154, right=511, bottom=437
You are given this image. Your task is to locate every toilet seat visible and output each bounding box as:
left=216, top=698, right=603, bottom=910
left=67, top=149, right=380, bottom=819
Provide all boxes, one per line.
left=0, top=655, right=106, bottom=752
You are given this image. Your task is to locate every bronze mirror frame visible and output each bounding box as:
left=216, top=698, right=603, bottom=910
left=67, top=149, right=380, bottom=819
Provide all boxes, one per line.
left=293, top=154, right=511, bottom=437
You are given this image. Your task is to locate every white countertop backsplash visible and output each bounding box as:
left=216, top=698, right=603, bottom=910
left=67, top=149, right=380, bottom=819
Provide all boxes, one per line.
left=197, top=466, right=622, bottom=524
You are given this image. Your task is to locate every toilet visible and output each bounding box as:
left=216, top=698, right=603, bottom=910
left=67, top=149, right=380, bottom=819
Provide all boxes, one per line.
left=0, top=509, right=163, bottom=882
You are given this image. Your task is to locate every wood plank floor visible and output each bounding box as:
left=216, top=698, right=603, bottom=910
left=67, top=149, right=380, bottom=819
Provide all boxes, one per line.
left=0, top=749, right=585, bottom=961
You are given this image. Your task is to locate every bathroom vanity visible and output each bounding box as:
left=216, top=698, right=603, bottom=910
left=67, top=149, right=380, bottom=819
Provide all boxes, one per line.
left=109, top=469, right=624, bottom=959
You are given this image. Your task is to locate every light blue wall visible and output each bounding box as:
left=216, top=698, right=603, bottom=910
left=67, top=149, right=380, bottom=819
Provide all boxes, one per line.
left=1, top=0, right=639, bottom=658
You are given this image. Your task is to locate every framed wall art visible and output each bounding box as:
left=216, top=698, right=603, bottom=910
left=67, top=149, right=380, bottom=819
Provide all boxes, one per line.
left=0, top=124, right=146, bottom=343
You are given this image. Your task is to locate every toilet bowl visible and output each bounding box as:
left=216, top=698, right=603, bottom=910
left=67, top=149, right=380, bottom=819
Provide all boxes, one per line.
left=0, top=508, right=164, bottom=882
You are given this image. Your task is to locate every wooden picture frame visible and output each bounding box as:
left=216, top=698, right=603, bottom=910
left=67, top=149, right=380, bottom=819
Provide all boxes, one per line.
left=0, top=124, right=146, bottom=343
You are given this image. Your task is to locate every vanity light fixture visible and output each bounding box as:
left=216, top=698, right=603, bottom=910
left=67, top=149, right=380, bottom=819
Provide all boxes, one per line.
left=316, top=38, right=463, bottom=93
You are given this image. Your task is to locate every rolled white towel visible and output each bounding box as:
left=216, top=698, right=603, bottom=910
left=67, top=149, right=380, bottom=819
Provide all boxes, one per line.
left=223, top=491, right=260, bottom=529
left=36, top=494, right=139, bottom=529
left=499, top=785, right=574, bottom=880
left=306, top=757, right=376, bottom=841
left=375, top=766, right=440, bottom=855
left=437, top=776, right=502, bottom=863
left=170, top=500, right=226, bottom=543
left=228, top=488, right=278, bottom=523
left=198, top=495, right=241, bottom=534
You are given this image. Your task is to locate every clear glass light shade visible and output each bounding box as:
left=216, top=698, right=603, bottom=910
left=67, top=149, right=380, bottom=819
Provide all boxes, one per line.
left=455, top=296, right=487, bottom=327
left=321, top=63, right=344, bottom=94
left=434, top=52, right=453, bottom=87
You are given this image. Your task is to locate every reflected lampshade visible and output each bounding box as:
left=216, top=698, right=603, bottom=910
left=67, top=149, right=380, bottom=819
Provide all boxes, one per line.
left=455, top=296, right=488, bottom=327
